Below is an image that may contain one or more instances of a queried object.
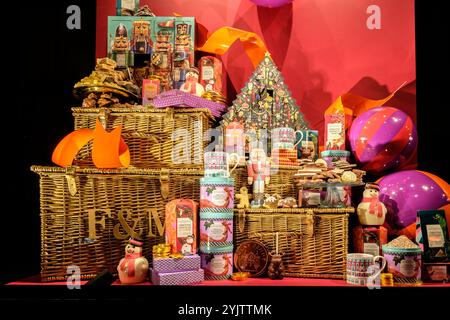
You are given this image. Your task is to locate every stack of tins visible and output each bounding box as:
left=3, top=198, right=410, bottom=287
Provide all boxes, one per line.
left=199, top=174, right=235, bottom=280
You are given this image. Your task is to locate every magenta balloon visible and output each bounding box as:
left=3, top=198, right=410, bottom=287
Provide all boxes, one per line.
left=348, top=107, right=417, bottom=174
left=378, top=170, right=450, bottom=230
left=250, top=0, right=293, bottom=8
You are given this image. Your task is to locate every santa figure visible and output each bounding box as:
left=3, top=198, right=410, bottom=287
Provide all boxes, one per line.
left=117, top=238, right=149, bottom=284
left=247, top=148, right=271, bottom=208
left=180, top=67, right=205, bottom=97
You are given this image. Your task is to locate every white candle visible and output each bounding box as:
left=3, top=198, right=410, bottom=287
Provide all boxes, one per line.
left=276, top=232, right=279, bottom=255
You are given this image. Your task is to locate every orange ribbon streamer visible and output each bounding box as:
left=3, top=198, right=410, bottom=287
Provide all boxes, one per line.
left=197, top=26, right=268, bottom=68
left=325, top=81, right=407, bottom=129
left=52, top=118, right=130, bottom=169
left=52, top=129, right=94, bottom=168
left=92, top=119, right=130, bottom=168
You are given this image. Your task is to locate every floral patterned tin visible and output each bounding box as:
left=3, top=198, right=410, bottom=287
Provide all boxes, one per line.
left=200, top=177, right=234, bottom=209
left=382, top=245, right=422, bottom=285
left=199, top=209, right=233, bottom=251
left=200, top=250, right=233, bottom=280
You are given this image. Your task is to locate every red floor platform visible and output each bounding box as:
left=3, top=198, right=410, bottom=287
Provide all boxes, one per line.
left=7, top=275, right=450, bottom=287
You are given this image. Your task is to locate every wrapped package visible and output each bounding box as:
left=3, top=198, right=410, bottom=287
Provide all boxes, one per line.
left=165, top=199, right=198, bottom=254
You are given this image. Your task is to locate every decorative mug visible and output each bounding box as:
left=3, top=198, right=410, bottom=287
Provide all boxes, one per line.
left=346, top=253, right=386, bottom=286
left=204, top=151, right=239, bottom=178
left=271, top=127, right=303, bottom=150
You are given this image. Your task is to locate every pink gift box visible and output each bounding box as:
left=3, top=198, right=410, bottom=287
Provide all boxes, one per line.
left=152, top=89, right=226, bottom=117
left=152, top=254, right=201, bottom=273
left=151, top=268, right=204, bottom=286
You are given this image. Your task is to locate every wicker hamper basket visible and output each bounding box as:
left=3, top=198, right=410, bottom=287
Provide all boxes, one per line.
left=31, top=165, right=203, bottom=281
left=72, top=106, right=214, bottom=169
left=234, top=208, right=352, bottom=279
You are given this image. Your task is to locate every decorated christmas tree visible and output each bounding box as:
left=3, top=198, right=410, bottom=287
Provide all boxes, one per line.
left=222, top=52, right=308, bottom=132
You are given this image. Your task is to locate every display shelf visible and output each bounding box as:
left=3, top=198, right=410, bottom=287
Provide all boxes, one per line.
left=7, top=275, right=449, bottom=287
left=235, top=207, right=355, bottom=214
left=300, top=182, right=364, bottom=208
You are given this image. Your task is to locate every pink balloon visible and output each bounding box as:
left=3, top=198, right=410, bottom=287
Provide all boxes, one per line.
left=250, top=0, right=293, bottom=8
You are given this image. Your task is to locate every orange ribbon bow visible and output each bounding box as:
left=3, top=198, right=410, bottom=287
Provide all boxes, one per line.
left=198, top=26, right=268, bottom=68
left=52, top=119, right=130, bottom=169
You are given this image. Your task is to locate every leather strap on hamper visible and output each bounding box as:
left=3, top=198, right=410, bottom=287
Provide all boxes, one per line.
left=64, top=166, right=78, bottom=196
left=159, top=168, right=170, bottom=199
left=305, top=210, right=317, bottom=237
left=238, top=209, right=246, bottom=233
left=98, top=108, right=110, bottom=128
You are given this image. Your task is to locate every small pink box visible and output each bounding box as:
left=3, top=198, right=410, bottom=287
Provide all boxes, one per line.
left=151, top=268, right=204, bottom=285
left=152, top=254, right=201, bottom=273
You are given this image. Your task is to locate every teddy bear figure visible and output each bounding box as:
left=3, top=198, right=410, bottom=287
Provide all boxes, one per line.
left=268, top=251, right=285, bottom=280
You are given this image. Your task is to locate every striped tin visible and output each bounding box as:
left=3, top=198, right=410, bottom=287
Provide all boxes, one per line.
left=200, top=177, right=235, bottom=210
left=200, top=210, right=233, bottom=251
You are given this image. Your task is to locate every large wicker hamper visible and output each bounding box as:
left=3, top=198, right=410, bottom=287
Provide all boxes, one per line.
left=31, top=165, right=203, bottom=281
left=234, top=208, right=352, bottom=279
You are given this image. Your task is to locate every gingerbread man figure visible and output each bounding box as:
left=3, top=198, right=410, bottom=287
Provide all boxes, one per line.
left=236, top=187, right=252, bottom=209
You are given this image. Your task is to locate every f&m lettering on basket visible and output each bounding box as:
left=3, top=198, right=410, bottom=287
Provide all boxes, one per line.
left=86, top=208, right=165, bottom=240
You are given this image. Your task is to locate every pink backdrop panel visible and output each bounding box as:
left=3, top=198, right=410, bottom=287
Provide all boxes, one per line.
left=96, top=0, right=416, bottom=164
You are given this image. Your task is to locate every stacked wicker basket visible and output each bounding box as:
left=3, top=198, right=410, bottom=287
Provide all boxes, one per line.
left=32, top=106, right=213, bottom=281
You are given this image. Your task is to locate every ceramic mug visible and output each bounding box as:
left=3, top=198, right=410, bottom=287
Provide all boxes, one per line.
left=271, top=127, right=303, bottom=150
left=204, top=151, right=239, bottom=177
left=346, top=253, right=386, bottom=285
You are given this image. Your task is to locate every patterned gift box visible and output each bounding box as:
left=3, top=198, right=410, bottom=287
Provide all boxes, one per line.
left=153, top=254, right=201, bottom=273
left=151, top=268, right=204, bottom=285
left=153, top=89, right=226, bottom=117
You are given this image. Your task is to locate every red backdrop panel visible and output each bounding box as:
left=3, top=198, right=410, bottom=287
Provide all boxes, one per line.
left=96, top=0, right=416, bottom=156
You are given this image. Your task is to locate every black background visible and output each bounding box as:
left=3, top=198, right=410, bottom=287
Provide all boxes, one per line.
left=1, top=0, right=449, bottom=310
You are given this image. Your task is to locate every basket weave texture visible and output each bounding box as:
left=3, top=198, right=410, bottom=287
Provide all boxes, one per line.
left=72, top=107, right=214, bottom=169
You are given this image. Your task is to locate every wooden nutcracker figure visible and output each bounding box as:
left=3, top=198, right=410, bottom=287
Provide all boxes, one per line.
left=117, top=238, right=149, bottom=284
left=152, top=29, right=173, bottom=91
left=247, top=148, right=271, bottom=208
left=131, top=19, right=152, bottom=54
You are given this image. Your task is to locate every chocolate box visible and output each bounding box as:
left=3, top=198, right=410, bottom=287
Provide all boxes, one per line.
left=151, top=268, right=204, bottom=285
left=416, top=210, right=450, bottom=262
left=165, top=199, right=198, bottom=254
left=422, top=262, right=450, bottom=282
left=199, top=56, right=223, bottom=94
left=153, top=254, right=201, bottom=273
left=353, top=225, right=388, bottom=256
left=296, top=130, right=319, bottom=161
left=116, top=0, right=140, bottom=16
left=107, top=16, right=195, bottom=89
